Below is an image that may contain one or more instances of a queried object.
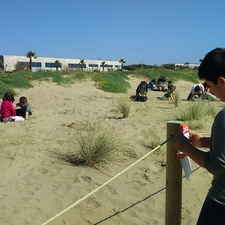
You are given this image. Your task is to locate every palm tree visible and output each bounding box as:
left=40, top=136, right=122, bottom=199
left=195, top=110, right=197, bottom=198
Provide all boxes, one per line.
left=101, top=61, right=105, bottom=72
left=55, top=60, right=61, bottom=71
left=80, top=59, right=85, bottom=71
left=26, top=51, right=37, bottom=72
left=119, top=59, right=126, bottom=70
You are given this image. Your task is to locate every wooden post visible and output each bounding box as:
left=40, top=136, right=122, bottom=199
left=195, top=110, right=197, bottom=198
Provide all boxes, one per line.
left=165, top=121, right=182, bottom=225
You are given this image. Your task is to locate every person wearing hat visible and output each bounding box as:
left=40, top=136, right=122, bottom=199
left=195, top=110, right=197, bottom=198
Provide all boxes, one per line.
left=187, top=83, right=205, bottom=100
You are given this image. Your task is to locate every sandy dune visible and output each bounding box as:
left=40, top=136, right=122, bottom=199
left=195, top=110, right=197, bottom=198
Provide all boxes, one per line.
left=0, top=77, right=216, bottom=225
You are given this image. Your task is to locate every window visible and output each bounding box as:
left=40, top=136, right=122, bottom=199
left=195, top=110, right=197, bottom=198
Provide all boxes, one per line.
left=32, top=62, right=42, bottom=67
left=45, top=62, right=62, bottom=68
left=68, top=63, right=86, bottom=68
left=100, top=64, right=113, bottom=68
left=20, top=62, right=42, bottom=67
left=88, top=64, right=98, bottom=67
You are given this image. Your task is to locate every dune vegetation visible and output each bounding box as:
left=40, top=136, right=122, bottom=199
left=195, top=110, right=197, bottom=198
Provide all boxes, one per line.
left=0, top=68, right=200, bottom=97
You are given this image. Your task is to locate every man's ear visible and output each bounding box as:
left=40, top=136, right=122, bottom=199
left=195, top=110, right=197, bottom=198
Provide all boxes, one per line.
left=218, top=77, right=225, bottom=86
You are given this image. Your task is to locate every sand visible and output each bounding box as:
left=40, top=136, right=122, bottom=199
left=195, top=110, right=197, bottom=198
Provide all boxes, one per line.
left=0, top=76, right=216, bottom=225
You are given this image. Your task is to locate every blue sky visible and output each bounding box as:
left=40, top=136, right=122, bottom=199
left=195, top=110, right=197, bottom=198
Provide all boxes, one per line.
left=1, top=0, right=225, bottom=65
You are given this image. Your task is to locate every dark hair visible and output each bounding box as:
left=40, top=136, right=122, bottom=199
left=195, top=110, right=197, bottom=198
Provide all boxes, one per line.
left=194, top=85, right=200, bottom=92
left=3, top=91, right=15, bottom=102
left=198, top=48, right=225, bottom=84
left=141, top=81, right=147, bottom=85
left=151, top=79, right=156, bottom=83
left=19, top=96, right=27, bottom=104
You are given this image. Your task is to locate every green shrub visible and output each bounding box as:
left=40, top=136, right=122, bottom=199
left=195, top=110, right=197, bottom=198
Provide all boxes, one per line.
left=0, top=68, right=201, bottom=97
left=93, top=71, right=130, bottom=93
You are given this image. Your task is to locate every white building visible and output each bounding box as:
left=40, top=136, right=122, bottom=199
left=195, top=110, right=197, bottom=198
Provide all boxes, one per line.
left=175, top=63, right=200, bottom=69
left=0, top=55, right=121, bottom=72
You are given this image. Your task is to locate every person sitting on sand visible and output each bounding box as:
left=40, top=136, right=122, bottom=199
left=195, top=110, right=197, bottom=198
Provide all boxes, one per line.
left=148, top=79, right=156, bottom=90
left=167, top=80, right=174, bottom=91
left=135, top=81, right=148, bottom=102
left=156, top=76, right=167, bottom=91
left=0, top=91, right=17, bottom=122
left=15, top=96, right=32, bottom=119
left=157, top=85, right=176, bottom=100
left=187, top=83, right=205, bottom=100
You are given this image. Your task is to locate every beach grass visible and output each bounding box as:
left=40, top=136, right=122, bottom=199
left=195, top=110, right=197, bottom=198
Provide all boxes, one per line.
left=175, top=99, right=218, bottom=129
left=117, top=98, right=131, bottom=118
left=174, top=90, right=181, bottom=107
left=58, top=124, right=122, bottom=169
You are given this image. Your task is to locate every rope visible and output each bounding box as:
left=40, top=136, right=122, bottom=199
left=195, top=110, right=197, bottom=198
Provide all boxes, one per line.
left=41, top=135, right=173, bottom=225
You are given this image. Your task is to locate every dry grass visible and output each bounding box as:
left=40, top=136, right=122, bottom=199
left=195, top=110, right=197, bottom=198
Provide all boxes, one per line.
left=117, top=98, right=131, bottom=118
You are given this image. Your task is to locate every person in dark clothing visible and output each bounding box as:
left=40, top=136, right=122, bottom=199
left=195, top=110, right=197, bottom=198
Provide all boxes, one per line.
left=148, top=79, right=156, bottom=90
left=135, top=81, right=148, bottom=102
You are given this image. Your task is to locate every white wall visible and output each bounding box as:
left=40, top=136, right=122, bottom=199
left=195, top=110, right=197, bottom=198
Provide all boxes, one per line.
left=1, top=55, right=121, bottom=72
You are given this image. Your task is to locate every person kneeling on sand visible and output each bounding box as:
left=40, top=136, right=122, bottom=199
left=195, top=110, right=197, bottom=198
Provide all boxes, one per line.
left=187, top=83, right=205, bottom=100
left=157, top=85, right=176, bottom=100
left=135, top=81, right=148, bottom=102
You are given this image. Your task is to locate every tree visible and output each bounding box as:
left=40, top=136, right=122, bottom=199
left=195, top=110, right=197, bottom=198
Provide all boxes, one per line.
left=55, top=60, right=61, bottom=71
left=119, top=59, right=126, bottom=70
left=26, top=50, right=37, bottom=72
left=101, top=61, right=105, bottom=71
left=80, top=59, right=85, bottom=71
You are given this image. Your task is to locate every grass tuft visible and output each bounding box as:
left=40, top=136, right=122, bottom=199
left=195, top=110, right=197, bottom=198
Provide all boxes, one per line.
left=175, top=100, right=218, bottom=129
left=176, top=100, right=217, bottom=121
left=117, top=99, right=131, bottom=118
left=58, top=124, right=122, bottom=169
